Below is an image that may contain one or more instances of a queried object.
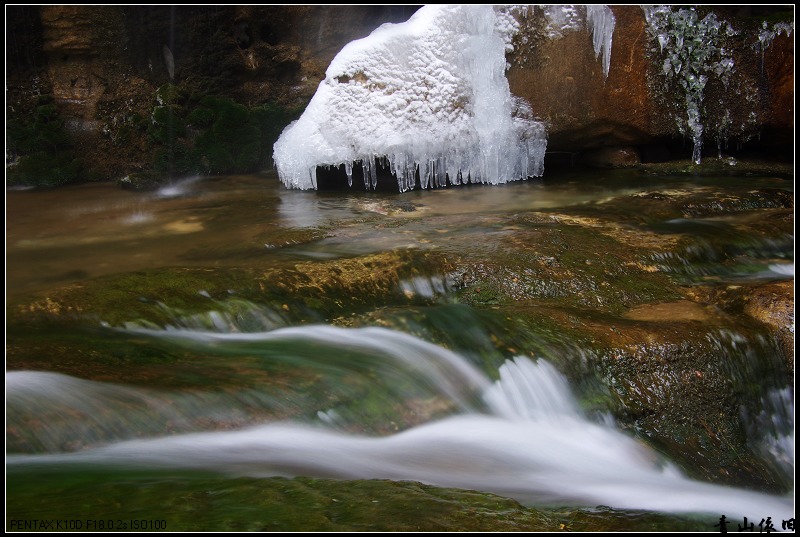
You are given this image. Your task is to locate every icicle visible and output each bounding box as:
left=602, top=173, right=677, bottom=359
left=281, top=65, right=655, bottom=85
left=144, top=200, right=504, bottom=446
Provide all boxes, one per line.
left=361, top=160, right=370, bottom=190
left=755, top=21, right=794, bottom=74
left=586, top=5, right=615, bottom=79
left=369, top=158, right=378, bottom=189
left=344, top=161, right=353, bottom=187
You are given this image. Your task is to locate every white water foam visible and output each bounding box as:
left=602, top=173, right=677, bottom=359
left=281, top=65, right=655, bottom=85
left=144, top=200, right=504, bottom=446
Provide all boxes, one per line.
left=7, top=327, right=793, bottom=519
left=154, top=175, right=201, bottom=199
left=768, top=263, right=794, bottom=277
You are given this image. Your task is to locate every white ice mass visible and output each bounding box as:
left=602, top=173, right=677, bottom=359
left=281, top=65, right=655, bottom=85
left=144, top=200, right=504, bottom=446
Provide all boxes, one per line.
left=273, top=5, right=547, bottom=191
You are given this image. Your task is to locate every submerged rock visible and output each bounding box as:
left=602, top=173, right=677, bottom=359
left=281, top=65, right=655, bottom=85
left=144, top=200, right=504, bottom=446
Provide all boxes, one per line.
left=6, top=473, right=716, bottom=532
left=741, top=281, right=794, bottom=376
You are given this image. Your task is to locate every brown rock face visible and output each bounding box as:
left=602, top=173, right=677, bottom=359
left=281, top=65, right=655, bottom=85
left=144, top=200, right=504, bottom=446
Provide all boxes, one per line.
left=507, top=6, right=655, bottom=151
left=507, top=5, right=794, bottom=160
left=33, top=6, right=157, bottom=176
left=7, top=6, right=420, bottom=179
left=34, top=6, right=418, bottom=113
left=762, top=33, right=795, bottom=141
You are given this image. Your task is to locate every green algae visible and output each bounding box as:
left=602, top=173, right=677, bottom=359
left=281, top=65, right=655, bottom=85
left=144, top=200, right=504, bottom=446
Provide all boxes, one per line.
left=6, top=471, right=716, bottom=532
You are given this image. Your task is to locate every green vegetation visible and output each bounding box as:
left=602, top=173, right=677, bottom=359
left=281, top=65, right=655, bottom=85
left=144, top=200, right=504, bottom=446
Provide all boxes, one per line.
left=149, top=83, right=303, bottom=177
left=7, top=95, right=81, bottom=187
left=5, top=86, right=304, bottom=187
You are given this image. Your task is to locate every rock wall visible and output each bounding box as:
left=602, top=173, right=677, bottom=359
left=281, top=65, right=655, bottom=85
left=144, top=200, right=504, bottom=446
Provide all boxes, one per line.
left=5, top=5, right=794, bottom=183
left=6, top=6, right=420, bottom=183
left=507, top=5, right=794, bottom=164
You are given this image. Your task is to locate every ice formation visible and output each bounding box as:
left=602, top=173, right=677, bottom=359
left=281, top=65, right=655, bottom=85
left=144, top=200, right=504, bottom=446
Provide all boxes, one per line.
left=536, top=5, right=615, bottom=79
left=644, top=6, right=738, bottom=164
left=757, top=20, right=794, bottom=52
left=542, top=4, right=583, bottom=38
left=756, top=20, right=794, bottom=72
left=273, top=5, right=547, bottom=192
left=586, top=5, right=616, bottom=79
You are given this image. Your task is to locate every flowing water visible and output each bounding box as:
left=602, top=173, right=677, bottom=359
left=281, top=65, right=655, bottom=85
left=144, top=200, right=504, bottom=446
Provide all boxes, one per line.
left=5, top=170, right=795, bottom=530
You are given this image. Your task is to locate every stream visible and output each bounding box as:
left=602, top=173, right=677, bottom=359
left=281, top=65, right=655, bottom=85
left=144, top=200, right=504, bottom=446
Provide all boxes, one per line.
left=6, top=169, right=795, bottom=531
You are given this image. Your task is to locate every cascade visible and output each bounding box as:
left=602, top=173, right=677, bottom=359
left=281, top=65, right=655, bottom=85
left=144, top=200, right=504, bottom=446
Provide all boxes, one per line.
left=7, top=327, right=793, bottom=520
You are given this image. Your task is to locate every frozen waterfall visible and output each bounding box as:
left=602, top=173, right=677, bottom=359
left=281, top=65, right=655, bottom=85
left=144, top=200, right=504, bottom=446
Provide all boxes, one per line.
left=273, top=5, right=547, bottom=192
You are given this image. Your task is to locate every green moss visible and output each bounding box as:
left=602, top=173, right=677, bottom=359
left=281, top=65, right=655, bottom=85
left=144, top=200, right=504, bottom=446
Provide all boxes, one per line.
left=6, top=472, right=715, bottom=532
left=155, top=83, right=185, bottom=106
left=454, top=220, right=682, bottom=316
left=146, top=86, right=304, bottom=177
left=7, top=96, right=82, bottom=187
left=7, top=249, right=455, bottom=334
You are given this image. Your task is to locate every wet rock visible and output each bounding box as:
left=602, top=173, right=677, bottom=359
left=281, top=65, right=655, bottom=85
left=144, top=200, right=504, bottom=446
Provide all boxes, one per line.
left=116, top=171, right=169, bottom=192
left=453, top=213, right=682, bottom=314
left=680, top=188, right=794, bottom=217
left=689, top=281, right=795, bottom=379
left=7, top=250, right=454, bottom=330
left=6, top=474, right=714, bottom=532
left=593, top=327, right=788, bottom=492
left=622, top=300, right=714, bottom=322
left=438, top=184, right=794, bottom=492
left=640, top=159, right=794, bottom=178
left=741, top=281, right=795, bottom=376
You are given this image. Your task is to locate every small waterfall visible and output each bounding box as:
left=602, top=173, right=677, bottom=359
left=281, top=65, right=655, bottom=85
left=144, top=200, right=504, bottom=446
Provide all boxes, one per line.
left=484, top=357, right=581, bottom=420
left=7, top=326, right=793, bottom=519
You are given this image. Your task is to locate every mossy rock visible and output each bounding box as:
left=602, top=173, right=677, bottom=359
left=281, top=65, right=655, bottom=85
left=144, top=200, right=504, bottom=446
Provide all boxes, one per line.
left=6, top=473, right=715, bottom=532
left=155, top=83, right=185, bottom=106
left=6, top=95, right=82, bottom=187
left=452, top=215, right=683, bottom=315
left=6, top=250, right=457, bottom=368
left=7, top=151, right=81, bottom=188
